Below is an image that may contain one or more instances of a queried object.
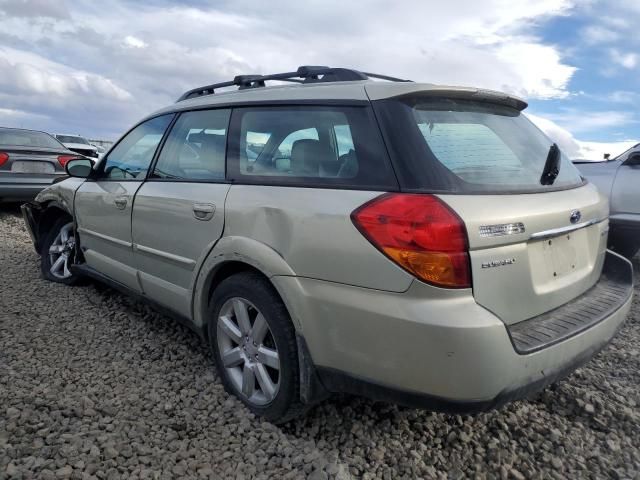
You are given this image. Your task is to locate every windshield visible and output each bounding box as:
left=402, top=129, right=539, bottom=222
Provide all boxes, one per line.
left=377, top=98, right=584, bottom=193
left=0, top=128, right=64, bottom=149
left=57, top=135, right=89, bottom=145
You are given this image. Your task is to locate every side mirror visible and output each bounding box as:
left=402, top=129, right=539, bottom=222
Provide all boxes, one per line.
left=65, top=158, right=94, bottom=178
left=623, top=152, right=640, bottom=166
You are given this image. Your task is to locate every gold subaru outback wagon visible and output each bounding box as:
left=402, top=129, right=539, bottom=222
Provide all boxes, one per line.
left=22, top=66, right=634, bottom=422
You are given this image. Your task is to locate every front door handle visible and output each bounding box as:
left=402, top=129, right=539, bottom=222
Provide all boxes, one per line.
left=114, top=197, right=128, bottom=210
left=193, top=203, right=216, bottom=221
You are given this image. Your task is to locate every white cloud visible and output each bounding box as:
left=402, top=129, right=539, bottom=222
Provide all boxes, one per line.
left=610, top=49, right=638, bottom=69
left=581, top=25, right=620, bottom=44
left=0, top=0, right=580, bottom=137
left=540, top=109, right=636, bottom=134
left=607, top=90, right=639, bottom=103
left=0, top=47, right=131, bottom=100
left=528, top=113, right=637, bottom=160
left=0, top=107, right=49, bottom=123
left=123, top=35, right=147, bottom=49
left=0, top=0, right=69, bottom=19
left=495, top=41, right=576, bottom=99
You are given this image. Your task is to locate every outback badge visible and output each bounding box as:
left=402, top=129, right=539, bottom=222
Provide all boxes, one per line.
left=481, top=258, right=516, bottom=269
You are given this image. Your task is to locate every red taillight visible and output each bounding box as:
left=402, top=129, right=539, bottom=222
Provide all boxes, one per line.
left=57, top=155, right=75, bottom=168
left=351, top=193, right=471, bottom=288
left=0, top=152, right=8, bottom=167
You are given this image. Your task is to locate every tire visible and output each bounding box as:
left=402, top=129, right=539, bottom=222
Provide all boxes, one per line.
left=40, top=217, right=81, bottom=285
left=208, top=272, right=305, bottom=423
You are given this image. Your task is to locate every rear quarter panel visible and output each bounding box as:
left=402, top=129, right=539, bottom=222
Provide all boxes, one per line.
left=222, top=185, right=414, bottom=292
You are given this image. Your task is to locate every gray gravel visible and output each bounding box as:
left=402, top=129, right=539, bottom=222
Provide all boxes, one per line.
left=1, top=204, right=639, bottom=480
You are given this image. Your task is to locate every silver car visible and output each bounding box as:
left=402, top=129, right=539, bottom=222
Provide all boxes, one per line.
left=575, top=146, right=640, bottom=259
left=22, top=66, right=634, bottom=423
left=0, top=127, right=78, bottom=202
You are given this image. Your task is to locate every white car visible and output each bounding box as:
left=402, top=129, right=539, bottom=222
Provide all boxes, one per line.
left=55, top=134, right=99, bottom=159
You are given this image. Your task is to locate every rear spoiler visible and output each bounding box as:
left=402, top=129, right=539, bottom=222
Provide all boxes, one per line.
left=365, top=83, right=528, bottom=111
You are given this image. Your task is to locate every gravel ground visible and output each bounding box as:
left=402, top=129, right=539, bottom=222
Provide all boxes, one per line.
left=1, top=204, right=639, bottom=480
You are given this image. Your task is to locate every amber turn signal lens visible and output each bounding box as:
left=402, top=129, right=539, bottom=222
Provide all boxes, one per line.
left=384, top=248, right=471, bottom=288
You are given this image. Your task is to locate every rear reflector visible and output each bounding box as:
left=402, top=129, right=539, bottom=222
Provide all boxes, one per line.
left=351, top=193, right=471, bottom=288
left=0, top=152, right=8, bottom=167
left=57, top=155, right=76, bottom=168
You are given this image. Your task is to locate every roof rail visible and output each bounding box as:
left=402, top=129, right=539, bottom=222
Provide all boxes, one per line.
left=176, top=66, right=412, bottom=102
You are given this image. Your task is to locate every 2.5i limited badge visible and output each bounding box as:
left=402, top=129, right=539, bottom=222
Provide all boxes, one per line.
left=481, top=258, right=516, bottom=269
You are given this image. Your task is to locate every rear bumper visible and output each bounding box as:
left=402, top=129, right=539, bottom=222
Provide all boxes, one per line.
left=274, top=250, right=633, bottom=411
left=0, top=174, right=63, bottom=201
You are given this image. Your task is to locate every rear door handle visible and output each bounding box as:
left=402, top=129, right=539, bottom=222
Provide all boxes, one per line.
left=114, top=197, right=128, bottom=209
left=193, top=203, right=216, bottom=221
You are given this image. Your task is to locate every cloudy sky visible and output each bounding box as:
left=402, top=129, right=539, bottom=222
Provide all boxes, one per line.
left=0, top=0, right=638, bottom=159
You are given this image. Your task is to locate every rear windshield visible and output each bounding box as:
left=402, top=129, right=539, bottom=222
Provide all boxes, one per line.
left=56, top=135, right=89, bottom=145
left=0, top=128, right=63, bottom=149
left=375, top=98, right=584, bottom=193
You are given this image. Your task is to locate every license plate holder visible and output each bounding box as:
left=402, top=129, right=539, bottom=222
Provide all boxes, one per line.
left=11, top=161, right=55, bottom=174
left=539, top=232, right=580, bottom=279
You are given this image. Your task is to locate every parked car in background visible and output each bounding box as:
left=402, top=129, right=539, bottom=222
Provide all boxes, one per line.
left=55, top=134, right=99, bottom=159
left=92, top=144, right=108, bottom=159
left=22, top=66, right=633, bottom=423
left=0, top=127, right=79, bottom=202
left=574, top=144, right=640, bottom=259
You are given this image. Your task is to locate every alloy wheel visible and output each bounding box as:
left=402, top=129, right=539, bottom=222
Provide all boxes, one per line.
left=216, top=297, right=281, bottom=405
left=48, top=223, right=75, bottom=279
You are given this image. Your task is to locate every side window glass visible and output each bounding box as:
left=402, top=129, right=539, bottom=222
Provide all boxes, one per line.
left=153, top=109, right=231, bottom=181
left=334, top=125, right=355, bottom=157
left=237, top=109, right=351, bottom=178
left=272, top=128, right=319, bottom=173
left=246, top=131, right=272, bottom=164
left=102, top=115, right=173, bottom=180
left=228, top=106, right=397, bottom=189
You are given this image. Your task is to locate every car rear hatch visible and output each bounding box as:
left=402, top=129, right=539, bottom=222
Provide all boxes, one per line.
left=441, top=187, right=609, bottom=324
left=369, top=84, right=613, bottom=324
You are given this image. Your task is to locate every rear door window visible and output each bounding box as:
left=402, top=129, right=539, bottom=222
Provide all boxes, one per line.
left=227, top=106, right=396, bottom=190
left=152, top=109, right=230, bottom=181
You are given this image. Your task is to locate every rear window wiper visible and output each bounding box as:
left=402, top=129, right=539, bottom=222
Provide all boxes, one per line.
left=540, top=143, right=560, bottom=185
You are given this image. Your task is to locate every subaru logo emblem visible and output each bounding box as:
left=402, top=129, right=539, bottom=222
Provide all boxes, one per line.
left=570, top=210, right=581, bottom=224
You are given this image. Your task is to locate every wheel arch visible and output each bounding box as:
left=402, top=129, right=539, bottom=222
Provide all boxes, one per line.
left=30, top=201, right=74, bottom=253
left=192, top=235, right=298, bottom=334
left=193, top=236, right=329, bottom=407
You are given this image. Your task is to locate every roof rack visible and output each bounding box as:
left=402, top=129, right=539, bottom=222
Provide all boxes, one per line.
left=176, top=65, right=412, bottom=102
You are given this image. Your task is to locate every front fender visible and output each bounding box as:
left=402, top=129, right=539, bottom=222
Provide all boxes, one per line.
left=192, top=236, right=297, bottom=329
left=34, top=177, right=86, bottom=216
